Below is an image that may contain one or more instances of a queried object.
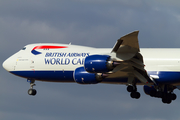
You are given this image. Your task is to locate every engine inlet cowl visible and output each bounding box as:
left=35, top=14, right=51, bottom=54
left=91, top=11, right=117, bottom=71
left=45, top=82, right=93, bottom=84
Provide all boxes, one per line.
left=73, top=67, right=104, bottom=84
left=84, top=55, right=115, bottom=73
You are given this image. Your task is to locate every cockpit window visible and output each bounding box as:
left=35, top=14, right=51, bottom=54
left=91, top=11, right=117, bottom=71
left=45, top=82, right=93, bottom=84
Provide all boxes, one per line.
left=22, top=47, right=26, bottom=50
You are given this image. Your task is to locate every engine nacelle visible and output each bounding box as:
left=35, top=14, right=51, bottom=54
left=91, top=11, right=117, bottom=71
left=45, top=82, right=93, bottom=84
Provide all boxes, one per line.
left=84, top=55, right=114, bottom=73
left=143, top=85, right=156, bottom=95
left=73, top=67, right=103, bottom=84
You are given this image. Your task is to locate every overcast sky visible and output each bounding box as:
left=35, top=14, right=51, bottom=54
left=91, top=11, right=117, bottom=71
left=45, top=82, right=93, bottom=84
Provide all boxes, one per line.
left=1, top=0, right=180, bottom=120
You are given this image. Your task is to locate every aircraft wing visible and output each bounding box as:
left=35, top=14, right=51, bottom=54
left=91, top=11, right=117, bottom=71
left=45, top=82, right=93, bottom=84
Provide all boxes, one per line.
left=109, top=31, right=151, bottom=85
left=112, top=31, right=139, bottom=53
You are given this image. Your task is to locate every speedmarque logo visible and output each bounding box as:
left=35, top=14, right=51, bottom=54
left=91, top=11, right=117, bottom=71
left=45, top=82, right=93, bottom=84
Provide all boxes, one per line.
left=31, top=45, right=68, bottom=55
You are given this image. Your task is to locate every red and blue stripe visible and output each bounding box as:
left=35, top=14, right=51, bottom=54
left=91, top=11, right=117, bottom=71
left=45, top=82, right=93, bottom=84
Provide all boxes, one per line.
left=31, top=45, right=68, bottom=55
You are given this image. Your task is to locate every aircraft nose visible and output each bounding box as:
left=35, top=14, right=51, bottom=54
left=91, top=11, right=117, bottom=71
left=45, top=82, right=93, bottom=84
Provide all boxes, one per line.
left=2, top=57, right=15, bottom=72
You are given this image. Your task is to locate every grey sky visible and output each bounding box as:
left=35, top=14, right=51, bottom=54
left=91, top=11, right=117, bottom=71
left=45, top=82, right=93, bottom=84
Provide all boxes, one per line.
left=1, top=0, right=180, bottom=120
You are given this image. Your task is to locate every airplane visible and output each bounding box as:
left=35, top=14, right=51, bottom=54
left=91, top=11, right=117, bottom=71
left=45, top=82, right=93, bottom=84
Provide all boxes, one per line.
left=2, top=31, right=179, bottom=104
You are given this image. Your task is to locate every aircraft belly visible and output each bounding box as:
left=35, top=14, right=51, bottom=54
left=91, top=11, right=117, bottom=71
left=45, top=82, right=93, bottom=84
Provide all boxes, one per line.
left=10, top=71, right=74, bottom=82
left=148, top=71, right=180, bottom=84
left=8, top=70, right=144, bottom=84
left=9, top=70, right=132, bottom=84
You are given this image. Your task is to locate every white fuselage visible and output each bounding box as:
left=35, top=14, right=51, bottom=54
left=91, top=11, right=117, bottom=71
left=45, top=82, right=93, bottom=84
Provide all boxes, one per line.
left=3, top=43, right=180, bottom=85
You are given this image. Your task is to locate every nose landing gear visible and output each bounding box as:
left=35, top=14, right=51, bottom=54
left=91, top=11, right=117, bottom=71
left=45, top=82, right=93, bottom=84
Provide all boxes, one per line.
left=27, top=79, right=37, bottom=96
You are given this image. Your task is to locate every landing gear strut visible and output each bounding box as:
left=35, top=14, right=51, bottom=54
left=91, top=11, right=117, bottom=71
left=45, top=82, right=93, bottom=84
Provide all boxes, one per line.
left=27, top=79, right=37, bottom=96
left=127, top=85, right=140, bottom=99
left=150, top=91, right=177, bottom=104
left=149, top=85, right=177, bottom=104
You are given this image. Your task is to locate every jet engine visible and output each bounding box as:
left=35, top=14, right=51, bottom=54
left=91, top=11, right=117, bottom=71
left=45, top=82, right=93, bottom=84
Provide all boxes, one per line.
left=84, top=55, right=115, bottom=73
left=73, top=67, right=104, bottom=84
